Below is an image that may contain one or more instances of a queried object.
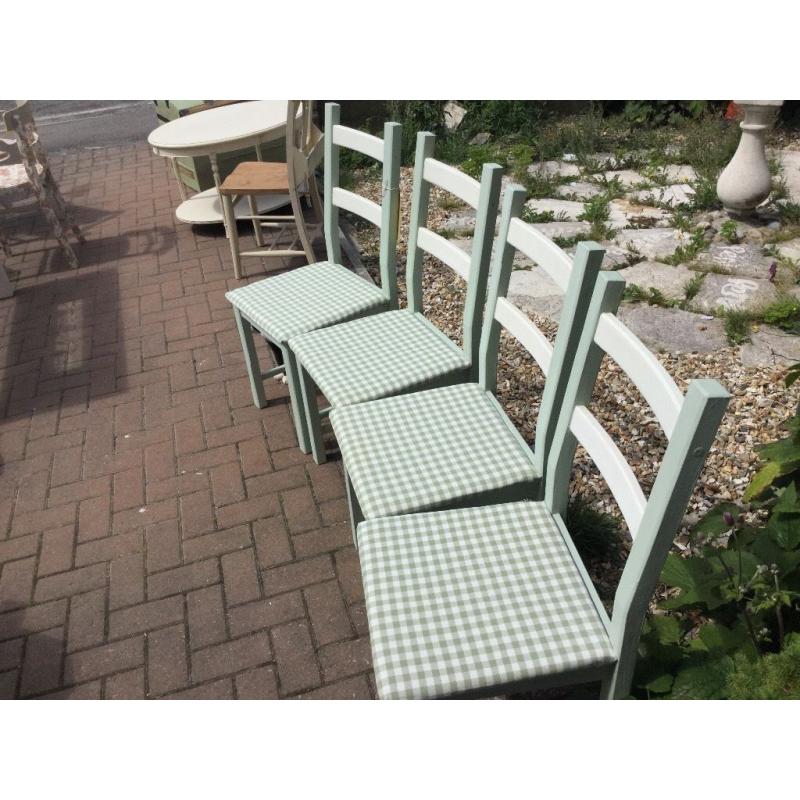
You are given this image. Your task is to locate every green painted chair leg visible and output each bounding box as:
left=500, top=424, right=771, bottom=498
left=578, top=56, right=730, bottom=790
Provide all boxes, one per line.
left=233, top=308, right=267, bottom=409
left=298, top=364, right=327, bottom=465
left=344, top=468, right=364, bottom=547
left=282, top=346, right=312, bottom=455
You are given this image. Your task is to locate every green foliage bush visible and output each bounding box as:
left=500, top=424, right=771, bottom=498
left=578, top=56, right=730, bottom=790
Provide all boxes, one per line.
left=633, top=367, right=800, bottom=699
left=763, top=296, right=800, bottom=333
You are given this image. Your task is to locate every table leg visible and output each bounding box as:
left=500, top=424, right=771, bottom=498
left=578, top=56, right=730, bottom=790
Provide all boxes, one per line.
left=211, top=153, right=243, bottom=279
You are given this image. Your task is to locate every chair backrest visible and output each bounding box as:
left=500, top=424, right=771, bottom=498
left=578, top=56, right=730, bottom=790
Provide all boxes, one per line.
left=285, top=100, right=323, bottom=187
left=543, top=271, right=730, bottom=693
left=478, top=184, right=605, bottom=475
left=3, top=101, right=50, bottom=177
left=323, top=102, right=402, bottom=308
left=405, top=132, right=503, bottom=376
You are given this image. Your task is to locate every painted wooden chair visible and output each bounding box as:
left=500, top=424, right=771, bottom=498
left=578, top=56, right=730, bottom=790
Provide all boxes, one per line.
left=218, top=101, right=324, bottom=278
left=2, top=102, right=85, bottom=268
left=355, top=271, right=729, bottom=699
left=224, top=103, right=402, bottom=454
left=291, top=132, right=503, bottom=464
left=327, top=185, right=603, bottom=537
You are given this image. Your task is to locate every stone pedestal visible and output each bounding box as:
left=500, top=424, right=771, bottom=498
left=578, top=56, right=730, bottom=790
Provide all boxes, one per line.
left=716, top=101, right=783, bottom=216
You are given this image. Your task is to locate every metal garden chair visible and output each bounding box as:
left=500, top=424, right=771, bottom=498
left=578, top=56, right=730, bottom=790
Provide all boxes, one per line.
left=291, top=132, right=503, bottom=464
left=328, top=185, right=603, bottom=536
left=224, top=103, right=401, bottom=454
left=355, top=271, right=729, bottom=699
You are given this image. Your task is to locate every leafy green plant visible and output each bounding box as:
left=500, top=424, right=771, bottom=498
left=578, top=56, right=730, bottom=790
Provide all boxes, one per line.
left=683, top=272, right=705, bottom=302
left=763, top=296, right=800, bottom=333
left=719, top=219, right=740, bottom=244
left=778, top=201, right=800, bottom=226
left=724, top=309, right=753, bottom=344
left=623, top=284, right=676, bottom=308
left=566, top=498, right=625, bottom=564
left=633, top=365, right=800, bottom=699
left=664, top=229, right=708, bottom=265
left=690, top=178, right=722, bottom=212
left=578, top=195, right=612, bottom=241
left=521, top=207, right=555, bottom=224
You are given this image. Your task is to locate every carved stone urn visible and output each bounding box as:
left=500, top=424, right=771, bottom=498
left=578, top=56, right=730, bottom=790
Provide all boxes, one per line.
left=716, top=100, right=783, bottom=216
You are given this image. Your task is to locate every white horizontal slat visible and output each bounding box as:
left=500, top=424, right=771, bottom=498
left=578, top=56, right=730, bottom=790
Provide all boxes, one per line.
left=331, top=125, right=384, bottom=162
left=331, top=188, right=382, bottom=228
left=506, top=218, right=572, bottom=292
left=417, top=228, right=471, bottom=280
left=494, top=298, right=553, bottom=375
left=423, top=159, right=481, bottom=208
left=570, top=406, right=647, bottom=537
left=595, top=313, right=682, bottom=439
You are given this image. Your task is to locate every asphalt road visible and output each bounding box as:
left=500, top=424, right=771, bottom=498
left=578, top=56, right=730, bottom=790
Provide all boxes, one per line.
left=0, top=101, right=160, bottom=152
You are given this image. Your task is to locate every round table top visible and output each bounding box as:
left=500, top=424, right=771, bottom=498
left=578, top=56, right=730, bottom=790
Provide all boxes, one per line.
left=148, top=100, right=290, bottom=157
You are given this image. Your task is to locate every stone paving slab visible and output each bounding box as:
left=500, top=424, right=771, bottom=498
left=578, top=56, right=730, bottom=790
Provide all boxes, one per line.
left=693, top=273, right=778, bottom=314
left=531, top=220, right=590, bottom=239
left=527, top=160, right=581, bottom=179
left=524, top=198, right=584, bottom=220
left=608, top=199, right=670, bottom=228
left=614, top=227, right=691, bottom=260
left=0, top=142, right=376, bottom=700
left=555, top=182, right=604, bottom=200
left=618, top=305, right=728, bottom=353
left=629, top=184, right=695, bottom=208
left=695, top=242, right=777, bottom=280
left=617, top=261, right=695, bottom=300
left=741, top=325, right=800, bottom=367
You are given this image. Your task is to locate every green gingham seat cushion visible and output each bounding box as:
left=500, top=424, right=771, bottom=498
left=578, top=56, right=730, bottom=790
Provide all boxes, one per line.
left=225, top=261, right=386, bottom=344
left=289, top=309, right=470, bottom=407
left=358, top=501, right=615, bottom=699
left=330, top=382, right=539, bottom=520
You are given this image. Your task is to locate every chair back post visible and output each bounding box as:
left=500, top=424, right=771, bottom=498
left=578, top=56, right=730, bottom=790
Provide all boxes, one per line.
left=405, top=131, right=436, bottom=314
left=608, top=379, right=729, bottom=697
left=378, top=121, right=402, bottom=309
left=323, top=102, right=342, bottom=264
left=4, top=101, right=48, bottom=182
left=478, top=185, right=526, bottom=394
left=462, top=163, right=503, bottom=378
left=544, top=272, right=626, bottom=520
left=532, top=241, right=605, bottom=475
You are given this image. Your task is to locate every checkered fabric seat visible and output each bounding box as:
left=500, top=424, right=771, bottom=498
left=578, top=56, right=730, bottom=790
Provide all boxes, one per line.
left=359, top=501, right=615, bottom=699
left=330, top=382, right=539, bottom=520
left=289, top=309, right=470, bottom=408
left=225, top=261, right=387, bottom=345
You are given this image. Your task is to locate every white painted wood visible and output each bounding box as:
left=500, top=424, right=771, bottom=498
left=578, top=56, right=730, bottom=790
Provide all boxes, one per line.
left=595, top=313, right=682, bottom=439
left=569, top=405, right=647, bottom=536
left=331, top=125, right=384, bottom=162
left=417, top=227, right=471, bottom=280
left=506, top=218, right=572, bottom=291
left=494, top=298, right=553, bottom=375
left=331, top=187, right=382, bottom=228
left=175, top=187, right=290, bottom=225
left=423, top=159, right=481, bottom=208
left=148, top=101, right=296, bottom=157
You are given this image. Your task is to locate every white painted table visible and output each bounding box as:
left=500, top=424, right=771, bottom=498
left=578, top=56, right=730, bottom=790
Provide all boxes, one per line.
left=148, top=101, right=293, bottom=225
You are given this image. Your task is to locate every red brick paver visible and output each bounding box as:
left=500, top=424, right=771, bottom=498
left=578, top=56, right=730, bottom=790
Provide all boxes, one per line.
left=0, top=141, right=375, bottom=699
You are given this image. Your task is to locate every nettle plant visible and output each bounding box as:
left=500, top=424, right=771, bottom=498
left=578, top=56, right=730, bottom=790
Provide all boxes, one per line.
left=633, top=366, right=800, bottom=699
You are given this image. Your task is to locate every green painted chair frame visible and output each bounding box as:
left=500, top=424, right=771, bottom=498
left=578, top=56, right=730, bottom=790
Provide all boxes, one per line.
left=294, top=132, right=504, bottom=464
left=356, top=271, right=729, bottom=699
left=331, top=184, right=605, bottom=538
left=227, top=103, right=402, bottom=454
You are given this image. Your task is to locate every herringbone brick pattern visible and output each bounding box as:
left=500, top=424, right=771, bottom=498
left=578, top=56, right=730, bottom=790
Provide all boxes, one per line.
left=0, top=142, right=374, bottom=699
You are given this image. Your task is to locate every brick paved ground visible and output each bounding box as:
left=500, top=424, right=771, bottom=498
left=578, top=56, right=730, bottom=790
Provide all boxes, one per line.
left=0, top=142, right=375, bottom=699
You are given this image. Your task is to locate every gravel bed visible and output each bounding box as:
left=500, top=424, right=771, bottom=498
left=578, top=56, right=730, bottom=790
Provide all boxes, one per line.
left=346, top=167, right=800, bottom=596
